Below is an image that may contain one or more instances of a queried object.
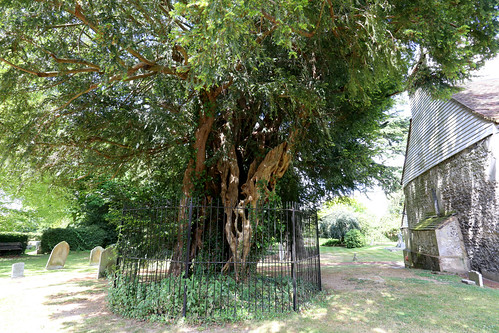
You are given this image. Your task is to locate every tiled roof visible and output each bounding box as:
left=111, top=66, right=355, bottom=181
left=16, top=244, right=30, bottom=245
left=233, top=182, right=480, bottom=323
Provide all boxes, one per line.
left=452, top=79, right=499, bottom=123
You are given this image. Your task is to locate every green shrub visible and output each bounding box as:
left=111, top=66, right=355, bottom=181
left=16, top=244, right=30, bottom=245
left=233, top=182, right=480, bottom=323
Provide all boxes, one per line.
left=344, top=229, right=365, bottom=248
left=108, top=273, right=318, bottom=322
left=319, top=210, right=360, bottom=241
left=383, top=227, right=399, bottom=242
left=0, top=232, right=28, bottom=255
left=322, top=238, right=341, bottom=247
left=40, top=226, right=110, bottom=253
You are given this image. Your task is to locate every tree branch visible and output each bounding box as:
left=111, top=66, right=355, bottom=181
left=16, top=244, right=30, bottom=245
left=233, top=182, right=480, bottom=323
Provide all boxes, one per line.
left=124, top=71, right=158, bottom=82
left=52, top=83, right=99, bottom=113
left=0, top=57, right=101, bottom=77
left=49, top=53, right=101, bottom=69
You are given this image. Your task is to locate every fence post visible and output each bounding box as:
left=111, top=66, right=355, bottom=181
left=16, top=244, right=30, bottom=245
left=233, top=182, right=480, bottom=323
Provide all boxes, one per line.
left=291, top=203, right=298, bottom=311
left=182, top=198, right=194, bottom=318
left=314, top=210, right=322, bottom=291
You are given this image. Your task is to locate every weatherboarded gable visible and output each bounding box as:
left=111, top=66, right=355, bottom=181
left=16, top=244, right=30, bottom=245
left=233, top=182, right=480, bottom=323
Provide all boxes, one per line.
left=403, top=79, right=499, bottom=281
left=402, top=84, right=498, bottom=187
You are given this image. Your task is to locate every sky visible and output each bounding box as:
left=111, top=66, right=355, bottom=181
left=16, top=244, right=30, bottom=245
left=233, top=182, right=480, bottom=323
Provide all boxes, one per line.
left=355, top=56, right=499, bottom=219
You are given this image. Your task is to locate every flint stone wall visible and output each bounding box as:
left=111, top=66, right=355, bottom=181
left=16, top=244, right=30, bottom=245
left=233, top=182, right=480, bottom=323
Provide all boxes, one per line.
left=404, top=137, right=499, bottom=279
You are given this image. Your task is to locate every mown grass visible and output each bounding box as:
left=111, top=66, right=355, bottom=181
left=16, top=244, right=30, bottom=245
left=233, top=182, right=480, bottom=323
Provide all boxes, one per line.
left=0, top=251, right=93, bottom=277
left=236, top=266, right=499, bottom=333
left=319, top=239, right=404, bottom=263
left=1, top=243, right=498, bottom=332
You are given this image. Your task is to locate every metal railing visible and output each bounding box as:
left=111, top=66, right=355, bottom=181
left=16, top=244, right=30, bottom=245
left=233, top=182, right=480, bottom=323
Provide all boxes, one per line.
left=113, top=199, right=321, bottom=319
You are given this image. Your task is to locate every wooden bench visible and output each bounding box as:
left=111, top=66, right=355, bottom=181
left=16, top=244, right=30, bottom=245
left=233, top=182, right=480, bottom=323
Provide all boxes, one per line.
left=0, top=242, right=24, bottom=254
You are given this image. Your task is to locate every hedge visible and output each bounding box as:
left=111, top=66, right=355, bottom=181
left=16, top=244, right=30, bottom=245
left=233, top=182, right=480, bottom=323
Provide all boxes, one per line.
left=321, top=238, right=341, bottom=247
left=40, top=226, right=111, bottom=253
left=0, top=232, right=29, bottom=255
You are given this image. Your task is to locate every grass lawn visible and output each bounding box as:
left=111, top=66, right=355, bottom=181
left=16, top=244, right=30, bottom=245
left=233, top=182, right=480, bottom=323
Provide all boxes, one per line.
left=319, top=239, right=404, bottom=263
left=244, top=265, right=499, bottom=333
left=1, top=244, right=498, bottom=332
left=0, top=251, right=94, bottom=278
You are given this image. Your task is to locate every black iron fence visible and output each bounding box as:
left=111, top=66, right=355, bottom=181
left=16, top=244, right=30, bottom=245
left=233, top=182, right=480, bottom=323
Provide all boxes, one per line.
left=112, top=199, right=321, bottom=320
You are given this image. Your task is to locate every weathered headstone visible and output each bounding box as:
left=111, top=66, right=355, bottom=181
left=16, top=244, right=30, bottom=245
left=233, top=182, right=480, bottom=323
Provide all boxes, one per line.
left=396, top=232, right=403, bottom=247
left=89, top=246, right=104, bottom=266
left=461, top=278, right=476, bottom=286
left=278, top=243, right=285, bottom=261
left=11, top=262, right=24, bottom=278
left=45, top=241, right=70, bottom=270
left=468, top=270, right=484, bottom=287
left=97, top=245, right=117, bottom=279
left=27, top=241, right=41, bottom=252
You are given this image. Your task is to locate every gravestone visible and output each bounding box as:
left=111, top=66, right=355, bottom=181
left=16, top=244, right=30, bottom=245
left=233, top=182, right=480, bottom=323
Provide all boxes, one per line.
left=97, top=245, right=117, bottom=279
left=11, top=262, right=24, bottom=278
left=27, top=241, right=41, bottom=252
left=89, top=246, right=104, bottom=266
left=45, top=241, right=70, bottom=270
left=278, top=243, right=285, bottom=261
left=461, top=279, right=476, bottom=285
left=468, top=270, right=484, bottom=287
left=396, top=232, right=406, bottom=249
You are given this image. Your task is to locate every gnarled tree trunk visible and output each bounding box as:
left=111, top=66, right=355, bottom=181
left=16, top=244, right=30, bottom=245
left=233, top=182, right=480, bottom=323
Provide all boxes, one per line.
left=219, top=142, right=292, bottom=280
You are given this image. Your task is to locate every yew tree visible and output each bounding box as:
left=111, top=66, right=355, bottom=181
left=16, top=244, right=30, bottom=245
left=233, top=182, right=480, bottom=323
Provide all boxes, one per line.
left=1, top=1, right=498, bottom=274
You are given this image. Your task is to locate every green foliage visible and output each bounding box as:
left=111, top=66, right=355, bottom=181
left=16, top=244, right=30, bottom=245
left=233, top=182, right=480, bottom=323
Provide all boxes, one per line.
left=108, top=272, right=315, bottom=322
left=0, top=0, right=496, bottom=205
left=321, top=239, right=341, bottom=247
left=24, top=232, right=42, bottom=241
left=374, top=191, right=405, bottom=242
left=0, top=173, right=71, bottom=232
left=0, top=232, right=28, bottom=254
left=344, top=229, right=366, bottom=249
left=319, top=194, right=403, bottom=244
left=69, top=178, right=173, bottom=246
left=319, top=197, right=368, bottom=218
left=319, top=210, right=360, bottom=241
left=40, top=226, right=110, bottom=253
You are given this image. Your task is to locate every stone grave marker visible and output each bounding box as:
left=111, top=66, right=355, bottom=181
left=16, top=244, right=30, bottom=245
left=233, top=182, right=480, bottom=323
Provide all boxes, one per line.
left=97, top=245, right=117, bottom=279
left=278, top=243, right=285, bottom=261
left=461, top=278, right=476, bottom=285
left=468, top=270, right=484, bottom=287
left=89, top=246, right=104, bottom=266
left=27, top=241, right=41, bottom=252
left=45, top=241, right=70, bottom=270
left=11, top=262, right=24, bottom=278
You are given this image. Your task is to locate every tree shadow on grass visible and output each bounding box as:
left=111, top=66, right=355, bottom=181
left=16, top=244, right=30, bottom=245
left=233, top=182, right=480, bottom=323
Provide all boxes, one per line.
left=41, top=264, right=498, bottom=333
left=43, top=278, right=177, bottom=333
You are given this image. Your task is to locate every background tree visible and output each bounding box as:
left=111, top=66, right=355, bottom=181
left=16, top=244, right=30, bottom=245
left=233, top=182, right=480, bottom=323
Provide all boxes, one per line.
left=318, top=191, right=405, bottom=245
left=0, top=0, right=497, bottom=274
left=319, top=210, right=361, bottom=242
left=0, top=172, right=71, bottom=232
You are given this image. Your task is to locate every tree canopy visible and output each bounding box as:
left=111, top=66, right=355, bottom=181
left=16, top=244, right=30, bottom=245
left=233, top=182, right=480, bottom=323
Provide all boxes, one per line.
left=1, top=1, right=497, bottom=205
left=0, top=173, right=71, bottom=232
left=1, top=0, right=497, bottom=277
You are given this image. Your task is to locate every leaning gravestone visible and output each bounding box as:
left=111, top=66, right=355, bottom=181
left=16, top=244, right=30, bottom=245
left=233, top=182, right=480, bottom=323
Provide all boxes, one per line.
left=89, top=246, right=104, bottom=266
left=11, top=262, right=25, bottom=278
left=45, top=241, right=70, bottom=270
left=468, top=270, right=484, bottom=287
left=97, top=245, right=117, bottom=279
